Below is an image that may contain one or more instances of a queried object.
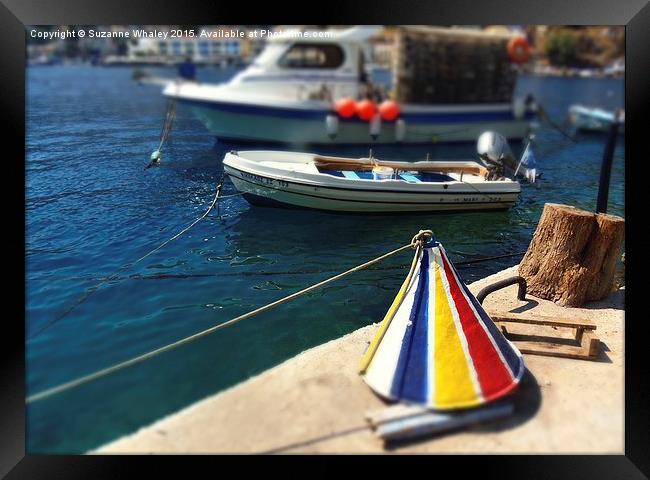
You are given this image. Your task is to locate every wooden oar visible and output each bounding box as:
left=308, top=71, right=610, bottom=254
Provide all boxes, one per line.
left=313, top=155, right=487, bottom=176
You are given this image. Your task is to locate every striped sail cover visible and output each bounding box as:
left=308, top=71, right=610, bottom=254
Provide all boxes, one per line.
left=361, top=242, right=524, bottom=410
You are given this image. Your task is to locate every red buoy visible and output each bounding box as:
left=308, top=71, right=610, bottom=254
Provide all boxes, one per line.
left=335, top=98, right=356, bottom=118
left=507, top=36, right=531, bottom=64
left=378, top=100, right=401, bottom=121
left=355, top=99, right=376, bottom=121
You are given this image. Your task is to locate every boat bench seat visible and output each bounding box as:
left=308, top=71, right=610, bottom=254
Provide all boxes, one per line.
left=400, top=173, right=422, bottom=183
left=342, top=171, right=361, bottom=180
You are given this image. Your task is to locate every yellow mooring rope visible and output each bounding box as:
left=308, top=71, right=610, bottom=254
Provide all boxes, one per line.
left=26, top=230, right=434, bottom=404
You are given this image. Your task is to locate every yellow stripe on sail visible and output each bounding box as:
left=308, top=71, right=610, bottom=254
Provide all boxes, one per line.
left=433, top=263, right=480, bottom=408
left=359, top=246, right=421, bottom=374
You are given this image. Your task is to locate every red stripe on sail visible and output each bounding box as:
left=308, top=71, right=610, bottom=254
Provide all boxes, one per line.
left=439, top=249, right=514, bottom=400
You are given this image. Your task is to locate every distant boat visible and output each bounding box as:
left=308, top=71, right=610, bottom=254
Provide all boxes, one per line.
left=222, top=150, right=521, bottom=213
left=28, top=54, right=60, bottom=66
left=603, top=60, right=625, bottom=76
left=568, top=105, right=624, bottom=134
left=134, top=71, right=178, bottom=87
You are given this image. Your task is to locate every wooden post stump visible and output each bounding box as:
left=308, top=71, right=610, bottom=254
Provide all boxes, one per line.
left=519, top=203, right=625, bottom=307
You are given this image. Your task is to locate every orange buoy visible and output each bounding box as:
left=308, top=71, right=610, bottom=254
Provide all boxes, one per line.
left=334, top=98, right=356, bottom=118
left=378, top=100, right=401, bottom=121
left=507, top=36, right=531, bottom=64
left=355, top=99, right=377, bottom=121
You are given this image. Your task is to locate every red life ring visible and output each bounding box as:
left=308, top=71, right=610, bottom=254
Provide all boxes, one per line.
left=507, top=36, right=531, bottom=64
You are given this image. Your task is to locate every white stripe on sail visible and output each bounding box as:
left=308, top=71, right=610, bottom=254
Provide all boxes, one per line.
left=363, top=259, right=422, bottom=399
left=426, top=247, right=437, bottom=406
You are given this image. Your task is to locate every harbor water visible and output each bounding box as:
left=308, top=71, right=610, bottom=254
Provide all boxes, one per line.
left=26, top=65, right=624, bottom=452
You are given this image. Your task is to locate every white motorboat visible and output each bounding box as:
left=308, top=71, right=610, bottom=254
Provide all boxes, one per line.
left=162, top=26, right=535, bottom=145
left=568, top=105, right=625, bottom=134
left=223, top=146, right=522, bottom=213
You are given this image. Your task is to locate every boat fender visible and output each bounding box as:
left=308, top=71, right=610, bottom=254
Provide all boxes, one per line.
left=512, top=97, right=526, bottom=119
left=356, top=99, right=377, bottom=121
left=325, top=114, right=339, bottom=139
left=507, top=36, right=531, bottom=64
left=395, top=118, right=406, bottom=142
left=379, top=100, right=400, bottom=121
left=335, top=97, right=356, bottom=118
left=369, top=113, right=382, bottom=140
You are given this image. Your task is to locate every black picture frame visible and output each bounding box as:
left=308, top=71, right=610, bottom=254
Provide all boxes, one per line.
left=4, top=0, right=648, bottom=476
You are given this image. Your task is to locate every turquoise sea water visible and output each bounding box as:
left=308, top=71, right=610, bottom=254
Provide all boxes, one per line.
left=26, top=65, right=624, bottom=452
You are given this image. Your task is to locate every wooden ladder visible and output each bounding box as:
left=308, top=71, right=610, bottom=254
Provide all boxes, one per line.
left=485, top=310, right=600, bottom=360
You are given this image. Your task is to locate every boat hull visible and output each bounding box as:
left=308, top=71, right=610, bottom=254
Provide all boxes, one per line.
left=182, top=99, right=532, bottom=145
left=224, top=164, right=519, bottom=213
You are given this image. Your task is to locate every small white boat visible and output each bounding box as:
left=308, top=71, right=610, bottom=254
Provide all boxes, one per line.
left=568, top=105, right=625, bottom=133
left=223, top=149, right=521, bottom=213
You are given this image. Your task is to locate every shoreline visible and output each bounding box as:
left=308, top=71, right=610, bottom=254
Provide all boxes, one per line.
left=96, top=265, right=624, bottom=454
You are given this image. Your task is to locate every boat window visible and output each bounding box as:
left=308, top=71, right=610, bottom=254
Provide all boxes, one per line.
left=278, top=43, right=345, bottom=69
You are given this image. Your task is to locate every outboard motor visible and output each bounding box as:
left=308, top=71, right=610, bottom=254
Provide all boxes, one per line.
left=477, top=131, right=518, bottom=180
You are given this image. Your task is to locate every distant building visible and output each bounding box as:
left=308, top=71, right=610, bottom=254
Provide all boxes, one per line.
left=126, top=25, right=247, bottom=65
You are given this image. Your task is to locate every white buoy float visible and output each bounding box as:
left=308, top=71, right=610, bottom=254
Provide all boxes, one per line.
left=395, top=118, right=406, bottom=142
left=325, top=114, right=339, bottom=140
left=512, top=96, right=526, bottom=120
left=145, top=149, right=162, bottom=169
left=370, top=113, right=382, bottom=140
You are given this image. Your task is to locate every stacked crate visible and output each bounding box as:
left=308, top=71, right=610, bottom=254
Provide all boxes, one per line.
left=393, top=26, right=517, bottom=104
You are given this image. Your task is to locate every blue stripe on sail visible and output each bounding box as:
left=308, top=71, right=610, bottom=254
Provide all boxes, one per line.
left=389, top=249, right=430, bottom=403
left=445, top=256, right=521, bottom=376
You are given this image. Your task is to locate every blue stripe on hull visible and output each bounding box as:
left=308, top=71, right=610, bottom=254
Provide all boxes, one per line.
left=216, top=135, right=527, bottom=147
left=241, top=192, right=513, bottom=215
left=179, top=97, right=535, bottom=124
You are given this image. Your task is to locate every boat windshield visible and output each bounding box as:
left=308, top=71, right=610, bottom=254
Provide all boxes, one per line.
left=251, top=43, right=286, bottom=68
left=278, top=43, right=345, bottom=69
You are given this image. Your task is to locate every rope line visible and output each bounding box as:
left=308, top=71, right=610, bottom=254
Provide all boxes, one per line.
left=456, top=250, right=526, bottom=265
left=29, top=177, right=227, bottom=340
left=145, top=80, right=181, bottom=169
left=26, top=231, right=433, bottom=404
left=157, top=99, right=176, bottom=153
left=37, top=250, right=527, bottom=284
left=157, top=80, right=182, bottom=153
left=536, top=104, right=577, bottom=143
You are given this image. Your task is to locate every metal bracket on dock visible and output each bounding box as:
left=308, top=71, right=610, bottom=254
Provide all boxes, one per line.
left=477, top=276, right=601, bottom=361
left=476, top=276, right=527, bottom=305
